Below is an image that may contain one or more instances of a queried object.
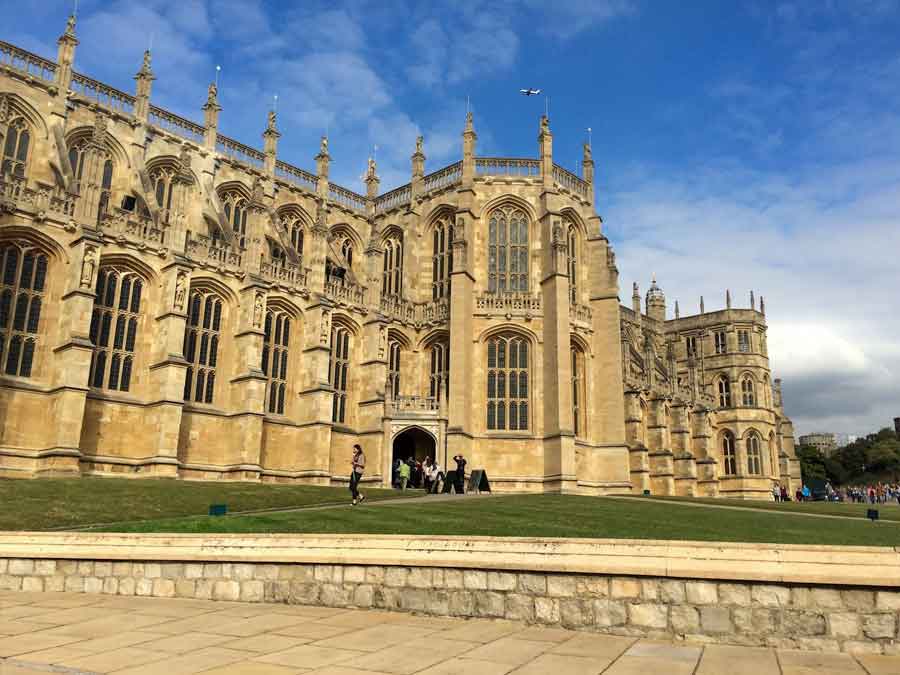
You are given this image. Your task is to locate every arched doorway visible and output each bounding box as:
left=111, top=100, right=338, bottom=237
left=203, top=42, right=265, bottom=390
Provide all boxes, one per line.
left=392, top=426, right=436, bottom=489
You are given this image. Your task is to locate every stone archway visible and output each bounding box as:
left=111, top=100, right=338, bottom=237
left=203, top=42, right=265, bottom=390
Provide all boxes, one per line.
left=392, top=426, right=437, bottom=488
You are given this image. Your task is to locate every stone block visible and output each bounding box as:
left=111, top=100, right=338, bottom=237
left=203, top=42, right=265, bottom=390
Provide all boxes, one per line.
left=290, top=582, right=320, bottom=605
left=161, top=563, right=183, bottom=580
left=842, top=641, right=884, bottom=655
left=547, top=576, right=576, bottom=598
left=718, top=583, right=751, bottom=605
left=560, top=599, right=592, bottom=628
left=700, top=606, right=732, bottom=634
left=175, top=579, right=195, bottom=598
left=577, top=577, right=609, bottom=598
left=610, top=578, right=641, bottom=599
left=153, top=578, right=176, bottom=598
left=58, top=560, right=78, bottom=575
left=21, top=576, right=44, bottom=593
left=135, top=578, right=154, bottom=596
left=34, top=560, right=56, bottom=576
left=685, top=581, right=718, bottom=605
left=449, top=591, right=475, bottom=617
left=254, top=564, right=279, bottom=581
left=267, top=581, right=289, bottom=603
left=432, top=569, right=445, bottom=587
left=795, top=637, right=841, bottom=653
left=84, top=577, right=103, bottom=594
left=385, top=567, right=409, bottom=588
left=240, top=580, right=264, bottom=602
left=353, top=584, right=375, bottom=608
left=518, top=573, right=547, bottom=595
left=319, top=584, right=351, bottom=607
left=315, top=565, right=341, bottom=583
left=112, top=562, right=133, bottom=577
left=670, top=605, right=700, bottom=633
left=640, top=579, right=660, bottom=600
left=408, top=567, right=433, bottom=588
left=810, top=588, right=844, bottom=609
left=203, top=563, right=222, bottom=578
left=102, top=577, right=118, bottom=595
left=535, top=597, right=560, bottom=624
left=592, top=599, right=626, bottom=627
left=77, top=561, right=94, bottom=575
left=374, top=587, right=402, bottom=610
left=365, top=566, right=386, bottom=585
left=194, top=579, right=213, bottom=600
left=463, top=570, right=488, bottom=590
left=752, top=584, right=790, bottom=607
left=132, top=563, right=145, bottom=578
left=658, top=580, right=685, bottom=604
left=232, top=563, right=255, bottom=580
left=93, top=562, right=112, bottom=577
left=212, top=580, right=240, bottom=601
left=64, top=576, right=84, bottom=593
left=782, top=611, right=826, bottom=636
left=44, top=575, right=64, bottom=593
left=184, top=563, right=204, bottom=579
left=628, top=602, right=668, bottom=629
left=487, top=571, right=517, bottom=591
left=0, top=559, right=6, bottom=574
left=344, top=565, right=366, bottom=584
left=403, top=588, right=429, bottom=612
left=862, top=613, right=895, bottom=639
left=0, top=575, right=21, bottom=591
left=828, top=612, right=860, bottom=639
left=875, top=591, right=900, bottom=611
left=842, top=590, right=875, bottom=611
left=475, top=591, right=505, bottom=618
left=505, top=593, right=535, bottom=622
left=443, top=569, right=464, bottom=589
left=8, top=559, right=34, bottom=575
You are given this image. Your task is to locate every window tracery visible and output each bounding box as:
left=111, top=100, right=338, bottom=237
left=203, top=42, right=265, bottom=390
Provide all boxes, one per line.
left=262, top=310, right=290, bottom=415
left=488, top=206, right=528, bottom=294
left=486, top=333, right=529, bottom=431
left=429, top=340, right=449, bottom=401
left=329, top=325, right=351, bottom=423
left=567, top=224, right=578, bottom=304
left=382, top=235, right=403, bottom=298
left=183, top=290, right=222, bottom=404
left=387, top=339, right=401, bottom=398
left=1, top=118, right=30, bottom=178
left=722, top=431, right=737, bottom=476
left=571, top=343, right=585, bottom=436
left=747, top=433, right=762, bottom=475
left=88, top=268, right=143, bottom=392
left=217, top=191, right=248, bottom=249
left=432, top=219, right=452, bottom=300
left=717, top=375, right=732, bottom=407
left=0, top=242, right=47, bottom=378
left=741, top=375, right=756, bottom=406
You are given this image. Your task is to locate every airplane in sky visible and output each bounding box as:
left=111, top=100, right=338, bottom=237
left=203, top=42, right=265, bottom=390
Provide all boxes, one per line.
left=519, top=88, right=541, bottom=96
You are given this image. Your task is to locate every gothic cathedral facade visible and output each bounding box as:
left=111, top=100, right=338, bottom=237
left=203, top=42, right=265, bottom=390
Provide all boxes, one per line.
left=0, top=19, right=801, bottom=499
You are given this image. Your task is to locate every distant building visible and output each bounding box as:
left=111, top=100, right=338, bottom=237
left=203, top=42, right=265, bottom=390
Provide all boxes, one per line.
left=799, top=433, right=838, bottom=457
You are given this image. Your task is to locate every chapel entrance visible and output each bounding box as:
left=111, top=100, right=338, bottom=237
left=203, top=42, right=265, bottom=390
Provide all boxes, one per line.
left=391, top=427, right=436, bottom=488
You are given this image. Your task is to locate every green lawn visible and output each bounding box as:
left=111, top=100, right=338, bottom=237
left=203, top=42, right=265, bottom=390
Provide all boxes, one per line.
left=97, top=494, right=900, bottom=547
left=0, top=477, right=411, bottom=531
left=639, top=495, right=900, bottom=521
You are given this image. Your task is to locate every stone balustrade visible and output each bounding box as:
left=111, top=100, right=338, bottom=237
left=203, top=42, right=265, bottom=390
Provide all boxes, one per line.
left=185, top=233, right=243, bottom=271
left=99, top=208, right=166, bottom=247
left=325, top=279, right=366, bottom=306
left=389, top=395, right=440, bottom=415
left=422, top=161, right=462, bottom=194
left=148, top=105, right=205, bottom=144
left=0, top=175, right=77, bottom=219
left=0, top=40, right=57, bottom=83
left=70, top=72, right=136, bottom=116
left=476, top=157, right=541, bottom=177
left=570, top=302, right=593, bottom=325
left=552, top=163, right=590, bottom=199
left=475, top=292, right=541, bottom=317
left=259, top=259, right=309, bottom=290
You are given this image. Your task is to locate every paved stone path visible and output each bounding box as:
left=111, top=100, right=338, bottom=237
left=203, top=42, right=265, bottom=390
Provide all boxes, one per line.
left=1, top=592, right=898, bottom=674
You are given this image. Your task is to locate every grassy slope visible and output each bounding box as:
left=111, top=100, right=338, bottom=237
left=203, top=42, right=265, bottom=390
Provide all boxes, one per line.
left=640, top=495, right=900, bottom=521
left=98, top=494, right=900, bottom=547
left=0, top=478, right=410, bottom=531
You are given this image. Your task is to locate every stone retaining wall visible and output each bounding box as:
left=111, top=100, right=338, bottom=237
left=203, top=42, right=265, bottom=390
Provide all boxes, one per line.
left=2, top=557, right=899, bottom=655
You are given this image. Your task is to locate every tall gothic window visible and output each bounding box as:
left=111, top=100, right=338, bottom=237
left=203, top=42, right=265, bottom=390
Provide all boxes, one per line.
left=68, top=140, right=113, bottom=223
left=747, top=433, right=762, bottom=475
left=382, top=235, right=403, bottom=297
left=722, top=431, right=737, bottom=476
left=0, top=242, right=47, bottom=377
left=685, top=335, right=697, bottom=357
left=567, top=225, right=578, bottom=304
left=88, top=269, right=142, bottom=392
left=329, top=325, right=350, bottom=423
left=486, top=334, right=529, bottom=431
left=741, top=375, right=756, bottom=406
left=488, top=206, right=528, bottom=293
left=429, top=340, right=449, bottom=401
left=183, top=290, right=222, bottom=404
left=738, top=329, right=751, bottom=353
left=571, top=343, right=585, bottom=436
left=341, top=237, right=354, bottom=268
left=387, top=339, right=401, bottom=398
left=717, top=376, right=731, bottom=407
left=432, top=219, right=452, bottom=300
left=218, top=191, right=248, bottom=249
left=714, top=330, right=727, bottom=354
left=278, top=212, right=304, bottom=261
left=262, top=310, right=289, bottom=414
left=2, top=118, right=30, bottom=178
left=150, top=166, right=177, bottom=223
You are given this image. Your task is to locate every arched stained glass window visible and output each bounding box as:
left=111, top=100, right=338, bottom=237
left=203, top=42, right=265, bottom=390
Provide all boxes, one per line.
left=571, top=343, right=585, bottom=436
left=183, top=289, right=222, bottom=404
left=429, top=340, right=449, bottom=401
left=329, top=325, right=351, bottom=423
left=722, top=431, right=737, bottom=476
left=217, top=191, right=248, bottom=248
left=741, top=375, right=756, bottom=406
left=486, top=334, right=529, bottom=431
left=488, top=206, right=528, bottom=294
left=432, top=219, right=452, bottom=300
left=0, top=242, right=47, bottom=377
left=387, top=339, right=401, bottom=398
left=382, top=235, right=403, bottom=297
left=262, top=309, right=290, bottom=414
left=717, top=376, right=732, bottom=408
left=88, top=268, right=143, bottom=392
left=747, top=433, right=762, bottom=475
left=1, top=118, right=30, bottom=178
left=567, top=224, right=578, bottom=304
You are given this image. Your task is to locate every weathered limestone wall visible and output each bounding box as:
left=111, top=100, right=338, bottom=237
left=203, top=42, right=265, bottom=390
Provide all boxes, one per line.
left=2, top=558, right=899, bottom=655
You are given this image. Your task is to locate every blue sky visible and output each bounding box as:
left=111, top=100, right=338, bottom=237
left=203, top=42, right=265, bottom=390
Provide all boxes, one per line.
left=4, top=1, right=900, bottom=436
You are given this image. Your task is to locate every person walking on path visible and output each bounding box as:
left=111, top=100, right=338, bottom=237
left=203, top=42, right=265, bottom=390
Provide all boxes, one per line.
left=398, top=458, right=411, bottom=491
left=350, top=444, right=366, bottom=506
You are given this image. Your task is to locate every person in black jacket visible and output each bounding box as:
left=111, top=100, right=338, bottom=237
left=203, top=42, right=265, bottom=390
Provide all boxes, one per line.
left=453, top=454, right=467, bottom=494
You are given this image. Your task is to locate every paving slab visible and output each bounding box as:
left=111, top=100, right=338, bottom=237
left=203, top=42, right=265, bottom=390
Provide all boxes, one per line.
left=548, top=634, right=635, bottom=660
left=254, top=645, right=368, bottom=669
left=777, top=649, right=868, bottom=674
left=602, top=641, right=701, bottom=675
left=510, top=652, right=617, bottom=674
left=337, top=638, right=481, bottom=675
left=855, top=654, right=900, bottom=675
left=695, top=644, right=781, bottom=675
left=414, top=659, right=516, bottom=675
left=61, top=646, right=168, bottom=673
left=461, top=637, right=551, bottom=666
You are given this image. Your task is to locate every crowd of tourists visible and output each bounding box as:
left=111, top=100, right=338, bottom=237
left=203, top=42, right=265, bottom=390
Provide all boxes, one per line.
left=770, top=480, right=900, bottom=504
left=392, top=453, right=468, bottom=495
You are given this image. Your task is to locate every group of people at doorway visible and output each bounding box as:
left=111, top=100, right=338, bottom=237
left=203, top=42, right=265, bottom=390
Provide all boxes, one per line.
left=349, top=445, right=469, bottom=506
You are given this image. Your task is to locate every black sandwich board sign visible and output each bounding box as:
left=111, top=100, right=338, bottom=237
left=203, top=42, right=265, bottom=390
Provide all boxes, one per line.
left=467, top=469, right=491, bottom=494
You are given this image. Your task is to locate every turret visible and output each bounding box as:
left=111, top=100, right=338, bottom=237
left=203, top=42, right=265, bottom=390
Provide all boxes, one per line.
left=461, top=111, right=476, bottom=187
left=539, top=114, right=553, bottom=189
left=365, top=156, right=379, bottom=199
left=262, top=109, right=280, bottom=175
left=202, top=79, right=221, bottom=151
left=133, top=50, right=154, bottom=123
left=632, top=282, right=641, bottom=315
left=645, top=275, right=666, bottom=323
left=582, top=141, right=594, bottom=206
left=726, top=288, right=732, bottom=309
left=773, top=378, right=784, bottom=409
left=410, top=135, right=425, bottom=200
left=55, top=14, right=78, bottom=94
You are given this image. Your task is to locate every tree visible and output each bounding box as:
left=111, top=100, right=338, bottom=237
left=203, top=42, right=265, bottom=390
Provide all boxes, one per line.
left=796, top=445, right=826, bottom=481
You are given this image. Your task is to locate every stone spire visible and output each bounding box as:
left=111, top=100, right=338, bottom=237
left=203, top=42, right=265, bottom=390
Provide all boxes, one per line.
left=726, top=289, right=732, bottom=309
left=750, top=290, right=756, bottom=311
left=262, top=109, right=280, bottom=174
left=365, top=156, right=380, bottom=199
left=646, top=275, right=666, bottom=323
left=632, top=282, right=641, bottom=315
left=55, top=13, right=79, bottom=93
left=133, top=50, right=155, bottom=122
left=202, top=78, right=221, bottom=151
left=700, top=296, right=705, bottom=314
left=675, top=300, right=680, bottom=319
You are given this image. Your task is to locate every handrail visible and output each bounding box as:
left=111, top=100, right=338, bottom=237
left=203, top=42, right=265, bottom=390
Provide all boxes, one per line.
left=422, top=161, right=462, bottom=194
left=216, top=135, right=265, bottom=169
left=475, top=292, right=542, bottom=313
left=552, top=163, right=590, bottom=198
left=375, top=183, right=411, bottom=214
left=476, top=157, right=541, bottom=177
left=0, top=41, right=57, bottom=83
left=328, top=184, right=367, bottom=213
left=70, top=72, right=136, bottom=115
left=275, top=160, right=317, bottom=193
left=148, top=105, right=204, bottom=144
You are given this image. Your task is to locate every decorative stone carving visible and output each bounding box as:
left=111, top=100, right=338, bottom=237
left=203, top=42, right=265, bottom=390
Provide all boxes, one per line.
left=377, top=324, right=387, bottom=359
left=320, top=136, right=328, bottom=155
left=0, top=95, right=8, bottom=124
left=174, top=272, right=187, bottom=311
left=251, top=177, right=264, bottom=204
left=253, top=293, right=264, bottom=328
left=207, top=82, right=218, bottom=106
left=266, top=110, right=277, bottom=133
left=80, top=245, right=97, bottom=289
left=320, top=309, right=331, bottom=345
left=92, top=110, right=108, bottom=143
left=415, top=135, right=423, bottom=154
